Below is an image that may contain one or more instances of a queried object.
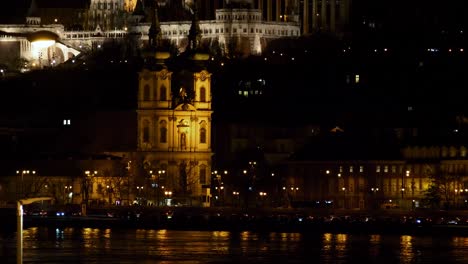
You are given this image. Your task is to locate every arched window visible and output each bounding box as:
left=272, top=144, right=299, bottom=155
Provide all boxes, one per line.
left=143, top=85, right=150, bottom=101
left=143, top=120, right=150, bottom=143
left=200, top=87, right=206, bottom=102
left=160, top=85, right=167, bottom=101
left=200, top=127, right=206, bottom=143
left=159, top=120, right=167, bottom=143
left=199, top=165, right=207, bottom=184
left=199, top=121, right=207, bottom=144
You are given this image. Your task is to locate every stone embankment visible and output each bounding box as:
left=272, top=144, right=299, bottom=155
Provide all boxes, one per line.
left=3, top=206, right=468, bottom=235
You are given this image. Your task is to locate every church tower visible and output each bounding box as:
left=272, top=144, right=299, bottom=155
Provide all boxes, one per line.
left=136, top=3, right=213, bottom=207
left=26, top=0, right=41, bottom=25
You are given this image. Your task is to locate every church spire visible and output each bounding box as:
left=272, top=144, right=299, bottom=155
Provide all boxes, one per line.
left=131, top=0, right=146, bottom=24
left=148, top=1, right=162, bottom=49
left=27, top=0, right=40, bottom=17
left=187, top=2, right=202, bottom=51
left=26, top=0, right=41, bottom=25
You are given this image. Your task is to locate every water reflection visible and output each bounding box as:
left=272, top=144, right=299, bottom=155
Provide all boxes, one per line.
left=400, top=235, right=414, bottom=263
left=368, top=234, right=381, bottom=260
left=2, top=227, right=468, bottom=263
left=321, top=233, right=349, bottom=263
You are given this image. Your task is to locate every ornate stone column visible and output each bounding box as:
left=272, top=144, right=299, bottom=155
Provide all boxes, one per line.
left=321, top=0, right=327, bottom=30
left=303, top=0, right=309, bottom=34
left=276, top=0, right=281, bottom=21
left=267, top=0, right=272, bottom=21
left=339, top=0, right=349, bottom=31
left=258, top=0, right=263, bottom=11
left=312, top=0, right=317, bottom=30
left=330, top=0, right=335, bottom=32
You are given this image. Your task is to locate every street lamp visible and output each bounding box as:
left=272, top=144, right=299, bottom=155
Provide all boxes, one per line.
left=82, top=170, right=97, bottom=216
left=156, top=170, right=165, bottom=206
left=64, top=185, right=72, bottom=204
left=106, top=185, right=112, bottom=205
left=232, top=191, right=240, bottom=207
left=342, top=187, right=346, bottom=209
left=371, top=187, right=379, bottom=209
left=164, top=190, right=172, bottom=206
left=17, top=197, right=53, bottom=264
left=259, top=191, right=267, bottom=207
left=16, top=170, right=36, bottom=199
left=136, top=186, right=144, bottom=204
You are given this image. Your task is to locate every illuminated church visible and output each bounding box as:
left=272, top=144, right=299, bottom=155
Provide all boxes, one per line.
left=131, top=6, right=213, bottom=206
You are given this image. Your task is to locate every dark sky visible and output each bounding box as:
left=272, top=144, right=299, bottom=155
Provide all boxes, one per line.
left=2, top=0, right=467, bottom=24
left=0, top=0, right=90, bottom=23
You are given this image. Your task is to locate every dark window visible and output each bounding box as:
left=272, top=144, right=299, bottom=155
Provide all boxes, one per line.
left=160, top=127, right=167, bottom=143
left=160, top=86, right=167, bottom=101
left=200, top=166, right=207, bottom=184
left=200, top=128, right=207, bottom=143
left=143, top=125, right=150, bottom=143
left=200, top=87, right=206, bottom=102
left=143, top=85, right=150, bottom=101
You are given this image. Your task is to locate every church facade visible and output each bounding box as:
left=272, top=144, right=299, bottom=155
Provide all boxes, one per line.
left=135, top=66, right=213, bottom=206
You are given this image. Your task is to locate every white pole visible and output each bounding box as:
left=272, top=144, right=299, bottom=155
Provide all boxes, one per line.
left=16, top=197, right=53, bottom=264
left=17, top=202, right=23, bottom=264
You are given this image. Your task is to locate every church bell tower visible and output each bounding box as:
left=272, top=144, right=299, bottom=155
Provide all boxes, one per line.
left=136, top=2, right=213, bottom=207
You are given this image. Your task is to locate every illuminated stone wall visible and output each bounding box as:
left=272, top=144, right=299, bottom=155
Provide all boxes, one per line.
left=131, top=8, right=300, bottom=56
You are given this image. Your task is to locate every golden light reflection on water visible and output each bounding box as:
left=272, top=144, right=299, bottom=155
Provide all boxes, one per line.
left=156, top=229, right=168, bottom=240
left=212, top=231, right=229, bottom=238
left=452, top=237, right=468, bottom=247
left=82, top=228, right=104, bottom=249
left=15, top=227, right=468, bottom=264
left=370, top=234, right=381, bottom=244
left=241, top=231, right=256, bottom=241
left=368, top=234, right=381, bottom=258
left=400, top=235, right=415, bottom=263
left=23, top=227, right=38, bottom=239
left=321, top=233, right=348, bottom=261
left=335, top=234, right=348, bottom=253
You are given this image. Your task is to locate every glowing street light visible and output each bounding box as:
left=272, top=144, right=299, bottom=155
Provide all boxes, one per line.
left=16, top=170, right=36, bottom=198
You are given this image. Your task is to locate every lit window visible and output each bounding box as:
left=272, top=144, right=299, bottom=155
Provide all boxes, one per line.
left=349, top=166, right=353, bottom=173
left=376, top=166, right=380, bottom=173
left=359, top=166, right=363, bottom=173
left=63, top=119, right=71, bottom=126
left=384, top=166, right=388, bottom=173
left=355, top=75, right=360, bottom=83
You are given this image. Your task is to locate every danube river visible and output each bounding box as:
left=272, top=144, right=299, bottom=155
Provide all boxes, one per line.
left=2, top=227, right=468, bottom=263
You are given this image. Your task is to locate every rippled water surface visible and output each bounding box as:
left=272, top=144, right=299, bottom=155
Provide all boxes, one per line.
left=2, top=227, right=468, bottom=263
